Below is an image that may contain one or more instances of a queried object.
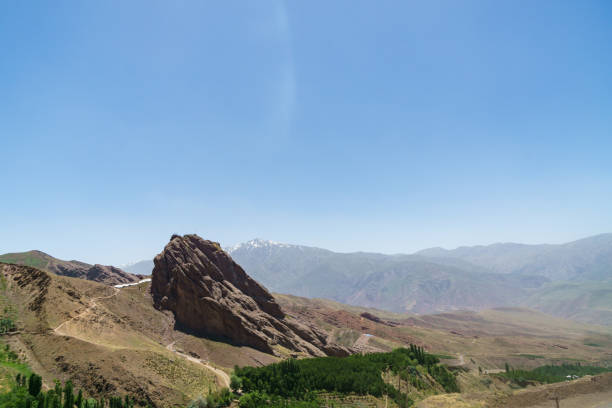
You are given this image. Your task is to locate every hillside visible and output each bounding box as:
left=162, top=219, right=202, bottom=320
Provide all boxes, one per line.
left=416, top=233, right=612, bottom=281
left=228, top=236, right=612, bottom=325
left=523, top=280, right=612, bottom=326
left=276, top=293, right=612, bottom=371
left=228, top=239, right=548, bottom=314
left=0, top=250, right=140, bottom=286
left=1, top=257, right=610, bottom=407
left=0, top=262, right=276, bottom=407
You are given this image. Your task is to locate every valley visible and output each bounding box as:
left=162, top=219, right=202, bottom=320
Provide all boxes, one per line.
left=0, top=234, right=610, bottom=407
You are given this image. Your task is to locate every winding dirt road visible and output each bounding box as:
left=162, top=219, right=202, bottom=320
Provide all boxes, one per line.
left=166, top=341, right=231, bottom=388
left=54, top=288, right=119, bottom=335
left=51, top=285, right=231, bottom=389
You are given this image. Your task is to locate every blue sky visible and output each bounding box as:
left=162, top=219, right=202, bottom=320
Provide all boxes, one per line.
left=1, top=0, right=611, bottom=265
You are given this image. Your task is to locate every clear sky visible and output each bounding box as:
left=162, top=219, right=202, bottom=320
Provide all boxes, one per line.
left=1, top=1, right=611, bottom=265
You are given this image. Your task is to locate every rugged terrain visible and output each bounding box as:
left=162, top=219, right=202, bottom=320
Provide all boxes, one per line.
left=228, top=236, right=612, bottom=325
left=151, top=234, right=348, bottom=357
left=276, top=294, right=612, bottom=370
left=0, top=250, right=141, bottom=286
left=0, top=237, right=610, bottom=407
left=0, top=262, right=275, bottom=407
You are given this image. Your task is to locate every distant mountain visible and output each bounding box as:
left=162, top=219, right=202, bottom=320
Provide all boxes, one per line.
left=523, top=280, right=612, bottom=326
left=416, top=233, right=612, bottom=281
left=0, top=250, right=141, bottom=285
left=121, top=259, right=154, bottom=276
left=228, top=235, right=612, bottom=324
left=227, top=239, right=548, bottom=314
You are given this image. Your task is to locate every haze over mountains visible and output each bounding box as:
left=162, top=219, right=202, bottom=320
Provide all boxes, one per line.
left=4, top=233, right=611, bottom=326
left=4, top=234, right=611, bottom=407
left=227, top=235, right=612, bottom=325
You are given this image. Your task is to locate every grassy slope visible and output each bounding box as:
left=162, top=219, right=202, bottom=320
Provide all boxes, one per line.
left=0, top=251, right=50, bottom=271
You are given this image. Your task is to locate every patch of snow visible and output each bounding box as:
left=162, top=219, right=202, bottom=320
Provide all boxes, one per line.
left=227, top=238, right=292, bottom=253
left=114, top=278, right=151, bottom=289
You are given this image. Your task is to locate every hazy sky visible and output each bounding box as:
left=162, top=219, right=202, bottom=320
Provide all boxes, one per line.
left=2, top=1, right=611, bottom=265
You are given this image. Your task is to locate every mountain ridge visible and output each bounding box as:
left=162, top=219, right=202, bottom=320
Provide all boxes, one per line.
left=0, top=250, right=142, bottom=285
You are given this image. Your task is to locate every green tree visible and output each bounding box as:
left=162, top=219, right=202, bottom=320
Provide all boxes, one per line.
left=230, top=374, right=243, bottom=393
left=63, top=381, right=74, bottom=408
left=76, top=389, right=83, bottom=408
left=28, top=373, right=43, bottom=397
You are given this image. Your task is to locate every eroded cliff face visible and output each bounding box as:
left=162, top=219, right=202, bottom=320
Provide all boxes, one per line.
left=151, top=234, right=349, bottom=357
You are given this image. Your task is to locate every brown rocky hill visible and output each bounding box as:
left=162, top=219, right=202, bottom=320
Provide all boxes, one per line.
left=0, top=250, right=141, bottom=285
left=151, top=234, right=349, bottom=357
left=1, top=260, right=610, bottom=407
left=0, top=262, right=280, bottom=407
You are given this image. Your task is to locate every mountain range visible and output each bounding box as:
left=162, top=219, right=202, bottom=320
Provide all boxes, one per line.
left=3, top=234, right=611, bottom=325
left=2, top=234, right=610, bottom=407
left=227, top=235, right=612, bottom=324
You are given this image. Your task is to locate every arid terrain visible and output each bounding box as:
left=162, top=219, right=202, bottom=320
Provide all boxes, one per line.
left=1, top=246, right=610, bottom=407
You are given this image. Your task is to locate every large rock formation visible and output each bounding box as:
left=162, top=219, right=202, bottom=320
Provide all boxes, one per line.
left=151, top=234, right=349, bottom=357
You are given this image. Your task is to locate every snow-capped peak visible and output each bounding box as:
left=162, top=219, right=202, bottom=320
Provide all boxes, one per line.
left=227, top=238, right=291, bottom=253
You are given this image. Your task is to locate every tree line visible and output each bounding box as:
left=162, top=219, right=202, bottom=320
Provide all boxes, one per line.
left=0, top=372, right=137, bottom=408
left=232, top=345, right=459, bottom=407
left=501, top=362, right=611, bottom=386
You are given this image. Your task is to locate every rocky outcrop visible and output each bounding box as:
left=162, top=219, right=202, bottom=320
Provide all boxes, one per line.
left=0, top=250, right=141, bottom=286
left=151, top=234, right=350, bottom=357
left=52, top=261, right=141, bottom=286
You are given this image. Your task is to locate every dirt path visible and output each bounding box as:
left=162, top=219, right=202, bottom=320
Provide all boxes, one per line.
left=528, top=390, right=612, bottom=408
left=353, top=334, right=371, bottom=349
left=444, top=353, right=466, bottom=367
left=53, top=288, right=119, bottom=335
left=166, top=341, right=231, bottom=388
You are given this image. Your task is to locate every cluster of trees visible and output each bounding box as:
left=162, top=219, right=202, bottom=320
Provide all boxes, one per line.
left=187, top=389, right=233, bottom=408
left=232, top=346, right=459, bottom=407
left=0, top=317, right=15, bottom=334
left=0, top=343, right=19, bottom=363
left=0, top=372, right=137, bottom=408
left=501, top=362, right=611, bottom=386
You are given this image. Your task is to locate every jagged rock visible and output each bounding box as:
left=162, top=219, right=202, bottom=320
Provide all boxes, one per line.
left=85, top=264, right=140, bottom=285
left=151, top=234, right=350, bottom=357
left=0, top=250, right=141, bottom=286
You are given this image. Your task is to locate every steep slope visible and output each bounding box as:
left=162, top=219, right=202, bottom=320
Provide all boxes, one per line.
left=0, top=250, right=140, bottom=285
left=0, top=262, right=278, bottom=407
left=228, top=239, right=547, bottom=314
left=417, top=233, right=612, bottom=281
left=152, top=234, right=349, bottom=357
left=523, top=280, right=612, bottom=326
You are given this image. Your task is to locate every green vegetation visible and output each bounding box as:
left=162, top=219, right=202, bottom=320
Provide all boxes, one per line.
left=0, top=253, right=48, bottom=271
left=0, top=342, right=140, bottom=408
left=515, top=354, right=545, bottom=360
left=0, top=373, right=138, bottom=408
left=500, top=363, right=612, bottom=386
left=432, top=354, right=454, bottom=360
left=187, top=389, right=233, bottom=408
left=233, top=345, right=458, bottom=407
